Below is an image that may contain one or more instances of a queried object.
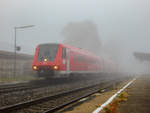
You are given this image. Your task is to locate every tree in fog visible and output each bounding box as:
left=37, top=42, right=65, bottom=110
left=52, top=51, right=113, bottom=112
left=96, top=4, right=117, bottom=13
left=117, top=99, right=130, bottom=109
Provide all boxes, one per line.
left=62, top=21, right=101, bottom=55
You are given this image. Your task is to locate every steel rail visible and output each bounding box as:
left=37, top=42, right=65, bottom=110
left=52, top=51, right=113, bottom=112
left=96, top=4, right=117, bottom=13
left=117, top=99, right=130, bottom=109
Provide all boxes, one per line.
left=0, top=79, right=55, bottom=94
left=0, top=78, right=87, bottom=94
left=43, top=81, right=125, bottom=113
left=0, top=77, right=127, bottom=113
left=44, top=80, right=122, bottom=113
left=0, top=83, right=46, bottom=94
left=43, top=88, right=100, bottom=113
left=0, top=83, right=105, bottom=113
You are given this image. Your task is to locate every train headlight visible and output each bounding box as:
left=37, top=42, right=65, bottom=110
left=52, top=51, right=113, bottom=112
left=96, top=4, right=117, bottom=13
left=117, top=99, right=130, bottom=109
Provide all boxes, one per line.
left=53, top=65, right=58, bottom=70
left=33, top=66, right=38, bottom=70
left=44, top=58, right=48, bottom=62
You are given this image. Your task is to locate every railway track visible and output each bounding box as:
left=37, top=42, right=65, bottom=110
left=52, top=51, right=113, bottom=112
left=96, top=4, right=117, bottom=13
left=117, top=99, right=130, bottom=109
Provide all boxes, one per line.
left=0, top=83, right=35, bottom=94
left=0, top=76, right=113, bottom=94
left=0, top=76, right=115, bottom=108
left=0, top=79, right=123, bottom=113
left=0, top=81, right=49, bottom=94
left=0, top=78, right=78, bottom=94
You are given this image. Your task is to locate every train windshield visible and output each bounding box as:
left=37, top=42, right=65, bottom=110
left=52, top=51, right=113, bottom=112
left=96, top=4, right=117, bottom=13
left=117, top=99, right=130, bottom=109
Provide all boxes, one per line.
left=38, top=44, right=58, bottom=61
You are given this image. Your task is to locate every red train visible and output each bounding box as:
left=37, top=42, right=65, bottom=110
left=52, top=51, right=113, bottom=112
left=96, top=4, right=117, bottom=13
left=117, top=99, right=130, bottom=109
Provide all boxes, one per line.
left=32, top=43, right=117, bottom=77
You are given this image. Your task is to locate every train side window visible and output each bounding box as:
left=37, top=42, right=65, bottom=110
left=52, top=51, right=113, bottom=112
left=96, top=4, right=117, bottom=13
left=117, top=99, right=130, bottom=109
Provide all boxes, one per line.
left=80, top=55, right=84, bottom=63
left=62, top=48, right=66, bottom=59
left=76, top=55, right=80, bottom=63
left=79, top=55, right=82, bottom=63
left=73, top=53, right=76, bottom=63
left=73, top=54, right=77, bottom=64
left=78, top=55, right=81, bottom=63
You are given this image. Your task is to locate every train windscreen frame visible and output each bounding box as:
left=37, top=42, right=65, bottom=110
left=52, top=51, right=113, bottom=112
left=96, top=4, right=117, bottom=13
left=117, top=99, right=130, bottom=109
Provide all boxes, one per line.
left=38, top=44, right=58, bottom=61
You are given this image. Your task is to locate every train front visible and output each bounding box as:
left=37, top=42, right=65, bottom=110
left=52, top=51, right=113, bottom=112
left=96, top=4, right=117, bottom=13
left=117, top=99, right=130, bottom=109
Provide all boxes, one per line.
left=32, top=43, right=61, bottom=77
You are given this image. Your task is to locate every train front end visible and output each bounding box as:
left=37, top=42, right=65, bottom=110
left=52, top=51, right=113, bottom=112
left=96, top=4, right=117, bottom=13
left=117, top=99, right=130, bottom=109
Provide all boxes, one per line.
left=32, top=43, right=62, bottom=77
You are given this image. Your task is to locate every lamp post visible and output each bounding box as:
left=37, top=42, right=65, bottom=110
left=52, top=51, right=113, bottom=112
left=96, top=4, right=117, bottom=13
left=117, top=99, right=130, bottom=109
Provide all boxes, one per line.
left=14, top=25, right=35, bottom=77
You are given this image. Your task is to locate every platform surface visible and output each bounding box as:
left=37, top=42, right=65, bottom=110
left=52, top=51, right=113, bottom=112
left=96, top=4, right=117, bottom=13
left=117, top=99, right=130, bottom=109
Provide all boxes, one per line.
left=118, top=75, right=150, bottom=113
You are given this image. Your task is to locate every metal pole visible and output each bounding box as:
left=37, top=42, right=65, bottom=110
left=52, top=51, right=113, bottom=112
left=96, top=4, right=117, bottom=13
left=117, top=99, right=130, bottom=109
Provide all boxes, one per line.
left=13, top=25, right=35, bottom=77
left=14, top=27, right=17, bottom=77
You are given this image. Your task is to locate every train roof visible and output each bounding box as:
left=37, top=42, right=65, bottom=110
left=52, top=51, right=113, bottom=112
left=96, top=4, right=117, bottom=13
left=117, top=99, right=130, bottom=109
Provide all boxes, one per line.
left=37, top=43, right=100, bottom=59
left=38, top=43, right=58, bottom=46
left=61, top=43, right=100, bottom=59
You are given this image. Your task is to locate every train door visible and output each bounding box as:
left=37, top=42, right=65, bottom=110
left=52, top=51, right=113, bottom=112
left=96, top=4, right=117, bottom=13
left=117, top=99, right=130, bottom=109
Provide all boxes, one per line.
left=66, top=48, right=70, bottom=74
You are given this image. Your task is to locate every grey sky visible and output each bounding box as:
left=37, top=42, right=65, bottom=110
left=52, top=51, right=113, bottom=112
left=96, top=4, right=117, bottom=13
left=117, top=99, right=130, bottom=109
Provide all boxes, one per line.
left=0, top=0, right=150, bottom=55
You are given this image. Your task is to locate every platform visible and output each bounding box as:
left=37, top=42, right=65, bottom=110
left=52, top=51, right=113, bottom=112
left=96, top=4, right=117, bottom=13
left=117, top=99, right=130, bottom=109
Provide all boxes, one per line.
left=61, top=75, right=150, bottom=113
left=118, top=75, right=150, bottom=113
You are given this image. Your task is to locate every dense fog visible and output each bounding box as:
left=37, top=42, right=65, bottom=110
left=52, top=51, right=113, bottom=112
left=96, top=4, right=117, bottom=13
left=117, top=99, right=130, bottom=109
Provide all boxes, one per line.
left=0, top=0, right=150, bottom=74
left=63, top=21, right=101, bottom=55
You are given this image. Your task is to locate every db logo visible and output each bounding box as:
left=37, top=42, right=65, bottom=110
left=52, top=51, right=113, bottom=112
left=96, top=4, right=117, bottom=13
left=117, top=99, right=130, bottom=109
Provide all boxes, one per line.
left=43, top=62, right=47, bottom=64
